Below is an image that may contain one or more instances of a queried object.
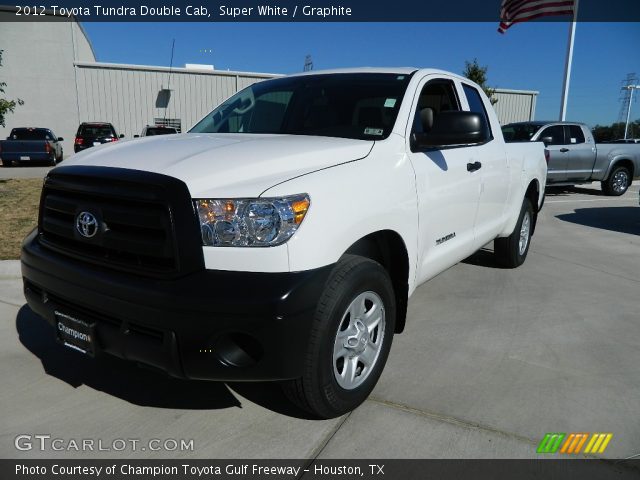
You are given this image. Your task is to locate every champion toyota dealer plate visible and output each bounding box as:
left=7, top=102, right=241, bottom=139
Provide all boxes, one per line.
left=55, top=310, right=96, bottom=356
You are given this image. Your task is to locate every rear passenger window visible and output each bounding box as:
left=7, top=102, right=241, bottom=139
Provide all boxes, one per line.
left=462, top=84, right=492, bottom=141
left=568, top=125, right=585, bottom=144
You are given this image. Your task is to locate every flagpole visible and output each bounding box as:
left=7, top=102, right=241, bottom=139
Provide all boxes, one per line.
left=559, top=0, right=579, bottom=121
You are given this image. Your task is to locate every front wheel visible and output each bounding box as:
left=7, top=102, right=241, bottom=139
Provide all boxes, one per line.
left=494, top=198, right=534, bottom=268
left=282, top=255, right=396, bottom=418
left=601, top=166, right=631, bottom=196
left=2, top=159, right=12, bottom=167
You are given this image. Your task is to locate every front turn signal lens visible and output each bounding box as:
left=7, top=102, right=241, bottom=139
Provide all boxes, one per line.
left=291, top=197, right=310, bottom=225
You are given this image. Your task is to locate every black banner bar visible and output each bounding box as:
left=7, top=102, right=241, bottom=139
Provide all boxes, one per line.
left=1, top=1, right=640, bottom=22
left=3, top=459, right=640, bottom=480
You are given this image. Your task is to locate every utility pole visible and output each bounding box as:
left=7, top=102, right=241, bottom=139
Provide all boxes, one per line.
left=164, top=39, right=175, bottom=122
left=623, top=85, right=640, bottom=140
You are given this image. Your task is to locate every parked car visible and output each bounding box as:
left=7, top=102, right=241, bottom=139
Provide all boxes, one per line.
left=135, top=125, right=179, bottom=137
left=0, top=127, right=63, bottom=167
left=74, top=122, right=124, bottom=153
left=21, top=68, right=547, bottom=418
left=502, top=121, right=640, bottom=195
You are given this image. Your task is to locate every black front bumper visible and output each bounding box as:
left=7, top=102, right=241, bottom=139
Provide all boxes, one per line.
left=22, top=229, right=333, bottom=381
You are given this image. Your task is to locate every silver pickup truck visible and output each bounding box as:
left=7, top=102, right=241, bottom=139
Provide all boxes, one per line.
left=502, top=121, right=640, bottom=196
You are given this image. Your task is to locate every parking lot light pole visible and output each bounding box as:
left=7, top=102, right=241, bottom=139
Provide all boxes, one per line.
left=623, top=85, right=640, bottom=140
left=559, top=0, right=579, bottom=122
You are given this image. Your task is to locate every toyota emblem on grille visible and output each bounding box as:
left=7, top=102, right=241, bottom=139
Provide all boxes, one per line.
left=75, top=211, right=99, bottom=238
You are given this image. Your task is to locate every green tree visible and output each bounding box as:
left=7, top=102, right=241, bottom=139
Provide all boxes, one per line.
left=592, top=120, right=639, bottom=142
left=463, top=58, right=498, bottom=105
left=0, top=50, right=24, bottom=128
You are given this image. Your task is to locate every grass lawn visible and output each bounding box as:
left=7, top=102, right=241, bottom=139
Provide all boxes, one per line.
left=0, top=179, right=42, bottom=259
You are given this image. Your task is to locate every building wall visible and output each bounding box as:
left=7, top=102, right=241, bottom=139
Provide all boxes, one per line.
left=74, top=62, right=277, bottom=138
left=74, top=65, right=538, bottom=138
left=0, top=11, right=96, bottom=155
left=0, top=13, right=537, bottom=158
left=492, top=88, right=538, bottom=125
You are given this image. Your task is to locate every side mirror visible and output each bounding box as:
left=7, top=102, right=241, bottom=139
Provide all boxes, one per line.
left=57, top=137, right=64, bottom=142
left=119, top=134, right=125, bottom=138
left=134, top=135, right=140, bottom=138
left=541, top=136, right=553, bottom=146
left=411, top=111, right=488, bottom=150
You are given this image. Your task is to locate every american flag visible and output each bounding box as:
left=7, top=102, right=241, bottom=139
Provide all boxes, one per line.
left=498, top=0, right=576, bottom=33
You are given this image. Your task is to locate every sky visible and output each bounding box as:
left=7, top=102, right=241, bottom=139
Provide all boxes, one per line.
left=82, top=21, right=640, bottom=126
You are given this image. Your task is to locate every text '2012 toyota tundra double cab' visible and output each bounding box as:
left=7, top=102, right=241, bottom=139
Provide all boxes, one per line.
left=22, top=68, right=547, bottom=418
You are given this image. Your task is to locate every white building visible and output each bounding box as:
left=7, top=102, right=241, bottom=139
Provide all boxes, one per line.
left=492, top=88, right=539, bottom=125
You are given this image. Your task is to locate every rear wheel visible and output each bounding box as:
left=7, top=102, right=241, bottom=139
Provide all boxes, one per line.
left=494, top=198, right=533, bottom=268
left=282, top=255, right=395, bottom=418
left=601, top=166, right=631, bottom=196
left=2, top=159, right=11, bottom=167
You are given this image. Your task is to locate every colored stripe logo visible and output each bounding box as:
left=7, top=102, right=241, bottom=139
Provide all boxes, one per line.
left=537, top=433, right=566, bottom=453
left=584, top=433, right=613, bottom=454
left=537, top=433, right=612, bottom=454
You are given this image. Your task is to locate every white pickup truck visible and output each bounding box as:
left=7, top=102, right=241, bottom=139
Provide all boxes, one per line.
left=21, top=68, right=546, bottom=418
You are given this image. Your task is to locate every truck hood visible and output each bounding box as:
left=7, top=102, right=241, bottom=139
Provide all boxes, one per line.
left=65, top=133, right=374, bottom=198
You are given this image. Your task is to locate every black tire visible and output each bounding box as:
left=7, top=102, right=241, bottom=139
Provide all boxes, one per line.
left=57, top=150, right=63, bottom=164
left=494, top=198, right=534, bottom=268
left=282, top=254, right=396, bottom=418
left=601, top=165, right=631, bottom=196
left=2, top=159, right=11, bottom=167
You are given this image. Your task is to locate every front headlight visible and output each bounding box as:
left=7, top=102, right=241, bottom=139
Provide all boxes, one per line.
left=194, top=194, right=310, bottom=247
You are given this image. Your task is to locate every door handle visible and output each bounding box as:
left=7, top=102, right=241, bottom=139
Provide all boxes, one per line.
left=467, top=161, right=482, bottom=172
left=560, top=148, right=570, bottom=153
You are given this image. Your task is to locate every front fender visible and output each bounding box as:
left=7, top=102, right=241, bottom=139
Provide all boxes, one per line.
left=261, top=138, right=419, bottom=290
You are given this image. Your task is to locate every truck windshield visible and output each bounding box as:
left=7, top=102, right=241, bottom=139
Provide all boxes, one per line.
left=190, top=73, right=413, bottom=140
left=501, top=123, right=542, bottom=142
left=10, top=129, right=49, bottom=141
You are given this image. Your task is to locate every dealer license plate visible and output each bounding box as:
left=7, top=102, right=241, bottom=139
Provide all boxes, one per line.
left=55, top=310, right=96, bottom=356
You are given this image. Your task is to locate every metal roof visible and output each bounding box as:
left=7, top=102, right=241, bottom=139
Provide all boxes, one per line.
left=74, top=61, right=280, bottom=78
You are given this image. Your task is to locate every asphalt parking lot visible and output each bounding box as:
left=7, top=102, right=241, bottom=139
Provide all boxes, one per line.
left=0, top=181, right=638, bottom=462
